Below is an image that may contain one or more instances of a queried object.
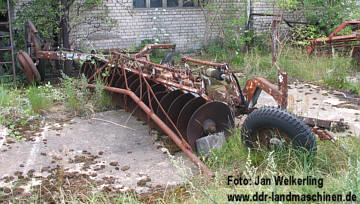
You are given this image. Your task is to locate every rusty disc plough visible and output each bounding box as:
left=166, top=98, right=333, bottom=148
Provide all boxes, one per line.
left=17, top=20, right=350, bottom=177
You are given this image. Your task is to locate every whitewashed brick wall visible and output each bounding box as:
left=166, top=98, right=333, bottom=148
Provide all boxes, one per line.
left=14, top=0, right=303, bottom=51
left=70, top=1, right=208, bottom=51
left=250, top=0, right=305, bottom=34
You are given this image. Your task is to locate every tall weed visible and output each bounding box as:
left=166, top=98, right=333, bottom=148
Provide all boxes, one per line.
left=26, top=85, right=53, bottom=113
left=61, top=73, right=89, bottom=114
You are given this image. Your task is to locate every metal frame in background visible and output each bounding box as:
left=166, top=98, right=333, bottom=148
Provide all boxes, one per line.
left=0, top=0, right=16, bottom=86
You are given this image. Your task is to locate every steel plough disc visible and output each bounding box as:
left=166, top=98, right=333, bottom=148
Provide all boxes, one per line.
left=138, top=91, right=168, bottom=127
left=110, top=75, right=126, bottom=108
left=127, top=78, right=156, bottom=113
left=142, top=83, right=167, bottom=105
left=108, top=71, right=121, bottom=100
left=166, top=93, right=195, bottom=131
left=109, top=71, right=122, bottom=87
left=80, top=61, right=91, bottom=77
left=17, top=51, right=34, bottom=83
left=150, top=91, right=168, bottom=115
left=134, top=83, right=167, bottom=121
left=176, top=97, right=207, bottom=141
left=121, top=74, right=138, bottom=90
left=147, top=91, right=170, bottom=129
left=135, top=79, right=156, bottom=97
left=85, top=62, right=98, bottom=82
left=111, top=72, right=135, bottom=108
left=17, top=50, right=41, bottom=83
left=93, top=60, right=107, bottom=80
left=121, top=74, right=138, bottom=111
left=156, top=90, right=183, bottom=122
left=186, top=101, right=235, bottom=151
left=106, top=69, right=119, bottom=86
left=126, top=78, right=142, bottom=112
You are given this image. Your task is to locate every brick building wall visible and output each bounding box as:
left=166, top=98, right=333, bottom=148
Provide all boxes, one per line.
left=14, top=0, right=301, bottom=51
left=71, top=1, right=208, bottom=51
left=250, top=0, right=305, bottom=34
left=70, top=0, right=246, bottom=51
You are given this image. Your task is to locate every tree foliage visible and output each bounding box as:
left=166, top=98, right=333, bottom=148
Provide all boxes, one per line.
left=302, top=0, right=360, bottom=35
left=14, top=0, right=115, bottom=50
left=14, top=0, right=60, bottom=44
left=201, top=0, right=249, bottom=55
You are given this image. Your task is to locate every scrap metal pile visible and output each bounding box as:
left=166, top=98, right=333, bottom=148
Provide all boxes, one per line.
left=306, top=21, right=360, bottom=61
left=17, top=20, right=348, bottom=177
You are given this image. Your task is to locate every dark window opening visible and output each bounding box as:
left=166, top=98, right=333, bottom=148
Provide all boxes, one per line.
left=133, top=0, right=146, bottom=8
left=134, top=0, right=199, bottom=8
left=167, top=0, right=178, bottom=7
left=150, top=0, right=162, bottom=7
left=183, top=0, right=194, bottom=7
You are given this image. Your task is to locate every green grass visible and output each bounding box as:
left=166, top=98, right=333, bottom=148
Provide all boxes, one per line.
left=26, top=85, right=53, bottom=113
left=180, top=130, right=360, bottom=203
left=61, top=73, right=89, bottom=113
left=199, top=45, right=360, bottom=95
left=93, top=78, right=113, bottom=112
left=0, top=84, right=10, bottom=107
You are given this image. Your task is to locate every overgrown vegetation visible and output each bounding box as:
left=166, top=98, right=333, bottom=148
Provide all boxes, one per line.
left=201, top=39, right=360, bottom=95
left=25, top=85, right=53, bottom=113
left=178, top=133, right=360, bottom=203
left=303, top=0, right=360, bottom=35
left=13, top=0, right=114, bottom=49
left=201, top=0, right=249, bottom=63
left=199, top=0, right=359, bottom=95
left=0, top=75, right=114, bottom=141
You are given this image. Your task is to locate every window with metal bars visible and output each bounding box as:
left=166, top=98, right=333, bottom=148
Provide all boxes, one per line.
left=133, top=0, right=199, bottom=8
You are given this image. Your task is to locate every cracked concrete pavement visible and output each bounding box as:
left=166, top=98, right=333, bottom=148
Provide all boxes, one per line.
left=0, top=110, right=196, bottom=195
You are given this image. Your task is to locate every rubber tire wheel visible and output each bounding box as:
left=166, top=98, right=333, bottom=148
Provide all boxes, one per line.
left=241, top=106, right=316, bottom=152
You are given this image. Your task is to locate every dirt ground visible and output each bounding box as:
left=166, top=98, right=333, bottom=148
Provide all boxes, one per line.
left=0, top=81, right=359, bottom=202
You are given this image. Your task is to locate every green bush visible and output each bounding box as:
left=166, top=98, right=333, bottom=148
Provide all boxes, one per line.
left=93, top=78, right=113, bottom=112
left=61, top=73, right=89, bottom=113
left=26, top=85, right=53, bottom=113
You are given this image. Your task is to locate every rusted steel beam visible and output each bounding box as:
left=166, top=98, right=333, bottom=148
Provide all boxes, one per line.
left=181, top=57, right=228, bottom=69
left=135, top=44, right=176, bottom=58
left=114, top=51, right=183, bottom=73
left=311, top=34, right=360, bottom=44
left=36, top=50, right=109, bottom=61
left=307, top=21, right=360, bottom=55
left=329, top=21, right=360, bottom=37
left=312, top=127, right=336, bottom=142
left=242, top=77, right=285, bottom=108
left=121, top=65, right=207, bottom=97
left=299, top=117, right=348, bottom=132
left=87, top=56, right=119, bottom=82
left=87, top=84, right=214, bottom=177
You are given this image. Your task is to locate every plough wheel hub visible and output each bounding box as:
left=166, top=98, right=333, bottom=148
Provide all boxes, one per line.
left=186, top=101, right=235, bottom=151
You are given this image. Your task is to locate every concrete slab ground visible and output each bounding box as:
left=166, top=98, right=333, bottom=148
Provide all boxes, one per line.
left=0, top=110, right=196, bottom=196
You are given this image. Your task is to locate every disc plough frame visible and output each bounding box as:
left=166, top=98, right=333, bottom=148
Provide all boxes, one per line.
left=17, top=20, right=349, bottom=177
